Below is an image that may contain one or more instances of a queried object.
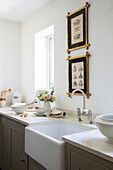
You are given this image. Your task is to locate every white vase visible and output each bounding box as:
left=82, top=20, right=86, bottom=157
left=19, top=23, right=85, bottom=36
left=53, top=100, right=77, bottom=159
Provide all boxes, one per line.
left=39, top=101, right=51, bottom=113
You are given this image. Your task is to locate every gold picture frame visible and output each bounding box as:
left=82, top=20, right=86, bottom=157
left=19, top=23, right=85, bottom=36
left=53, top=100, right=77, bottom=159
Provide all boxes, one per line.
left=66, top=2, right=90, bottom=53
left=67, top=52, right=91, bottom=98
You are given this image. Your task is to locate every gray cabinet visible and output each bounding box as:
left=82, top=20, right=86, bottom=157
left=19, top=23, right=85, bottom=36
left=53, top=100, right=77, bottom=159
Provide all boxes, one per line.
left=0, top=115, right=28, bottom=170
left=28, top=157, right=46, bottom=170
left=66, top=143, right=113, bottom=170
left=0, top=116, right=8, bottom=170
left=0, top=116, right=2, bottom=170
left=7, top=119, right=27, bottom=170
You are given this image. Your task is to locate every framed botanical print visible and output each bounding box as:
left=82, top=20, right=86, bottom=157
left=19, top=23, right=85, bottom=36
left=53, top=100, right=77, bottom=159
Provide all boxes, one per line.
left=67, top=52, right=91, bottom=98
left=66, top=2, right=90, bottom=53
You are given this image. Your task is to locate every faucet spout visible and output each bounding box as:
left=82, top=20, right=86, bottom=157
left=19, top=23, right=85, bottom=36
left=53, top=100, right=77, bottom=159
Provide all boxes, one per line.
left=70, top=89, right=85, bottom=112
left=70, top=89, right=93, bottom=124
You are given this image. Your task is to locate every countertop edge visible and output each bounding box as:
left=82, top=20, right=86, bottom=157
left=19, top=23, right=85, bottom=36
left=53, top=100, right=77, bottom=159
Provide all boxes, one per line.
left=0, top=112, right=29, bottom=126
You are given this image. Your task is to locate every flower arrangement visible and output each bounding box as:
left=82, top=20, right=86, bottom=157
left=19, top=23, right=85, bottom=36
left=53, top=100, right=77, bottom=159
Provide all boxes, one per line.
left=37, top=85, right=56, bottom=103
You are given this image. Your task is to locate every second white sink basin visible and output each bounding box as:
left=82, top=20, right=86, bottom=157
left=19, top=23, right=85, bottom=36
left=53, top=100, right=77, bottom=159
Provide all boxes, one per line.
left=25, top=119, right=93, bottom=170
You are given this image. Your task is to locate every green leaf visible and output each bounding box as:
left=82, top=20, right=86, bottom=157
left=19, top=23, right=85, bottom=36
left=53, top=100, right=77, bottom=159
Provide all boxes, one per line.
left=45, top=91, right=48, bottom=94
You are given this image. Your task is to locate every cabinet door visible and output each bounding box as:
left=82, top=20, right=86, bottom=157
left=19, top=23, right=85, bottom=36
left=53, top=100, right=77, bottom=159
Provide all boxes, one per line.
left=0, top=116, right=8, bottom=170
left=8, top=120, right=27, bottom=170
left=70, top=150, right=110, bottom=170
left=66, top=144, right=113, bottom=170
left=29, top=157, right=46, bottom=170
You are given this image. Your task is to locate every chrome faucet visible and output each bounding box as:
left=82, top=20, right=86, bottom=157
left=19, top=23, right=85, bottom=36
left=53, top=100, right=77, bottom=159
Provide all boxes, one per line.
left=70, top=89, right=93, bottom=124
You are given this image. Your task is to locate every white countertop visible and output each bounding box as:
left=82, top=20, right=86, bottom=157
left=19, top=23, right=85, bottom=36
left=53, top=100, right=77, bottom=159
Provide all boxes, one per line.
left=0, top=107, right=52, bottom=125
left=0, top=107, right=113, bottom=163
left=0, top=107, right=98, bottom=126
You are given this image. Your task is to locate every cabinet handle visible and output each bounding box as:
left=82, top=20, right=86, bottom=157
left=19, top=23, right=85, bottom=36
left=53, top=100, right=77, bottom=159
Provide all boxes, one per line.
left=21, top=158, right=25, bottom=162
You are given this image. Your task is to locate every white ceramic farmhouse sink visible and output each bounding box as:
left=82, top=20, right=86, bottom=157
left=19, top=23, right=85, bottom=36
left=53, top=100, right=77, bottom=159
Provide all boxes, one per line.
left=25, top=120, right=93, bottom=170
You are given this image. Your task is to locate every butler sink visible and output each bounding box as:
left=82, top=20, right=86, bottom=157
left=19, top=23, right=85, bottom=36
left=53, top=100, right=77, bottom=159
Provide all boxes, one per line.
left=25, top=119, right=93, bottom=170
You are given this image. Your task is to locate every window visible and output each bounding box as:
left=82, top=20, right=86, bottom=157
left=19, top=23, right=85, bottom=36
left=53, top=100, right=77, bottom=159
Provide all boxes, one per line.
left=46, top=34, right=54, bottom=89
left=34, top=25, right=54, bottom=92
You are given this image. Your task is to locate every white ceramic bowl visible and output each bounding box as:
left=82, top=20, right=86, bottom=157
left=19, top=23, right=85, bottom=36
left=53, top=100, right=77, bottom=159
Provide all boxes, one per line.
left=11, top=105, right=27, bottom=114
left=35, top=107, right=47, bottom=115
left=95, top=116, right=113, bottom=142
left=97, top=114, right=113, bottom=123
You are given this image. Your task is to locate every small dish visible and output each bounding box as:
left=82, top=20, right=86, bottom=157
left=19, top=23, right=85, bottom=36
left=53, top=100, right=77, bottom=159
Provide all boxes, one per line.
left=33, top=112, right=45, bottom=116
left=13, top=103, right=26, bottom=106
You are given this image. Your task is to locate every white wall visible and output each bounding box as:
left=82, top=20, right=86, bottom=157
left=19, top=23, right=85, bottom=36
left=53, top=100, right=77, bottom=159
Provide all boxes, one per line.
left=0, top=19, right=21, bottom=92
left=21, top=0, right=113, bottom=114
